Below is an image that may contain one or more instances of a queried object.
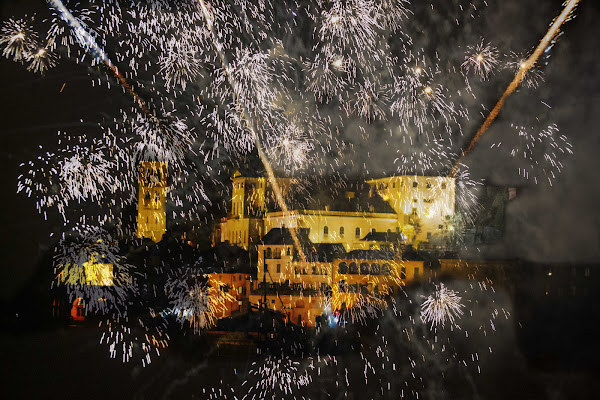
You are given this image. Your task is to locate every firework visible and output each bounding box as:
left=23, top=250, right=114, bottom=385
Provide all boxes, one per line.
left=0, top=17, right=39, bottom=62
left=461, top=39, right=500, bottom=80
left=242, top=356, right=312, bottom=399
left=99, top=312, right=169, bottom=366
left=52, top=224, right=135, bottom=316
left=165, top=268, right=235, bottom=332
left=158, top=37, right=202, bottom=91
left=493, top=123, right=573, bottom=185
left=420, top=283, right=465, bottom=328
left=504, top=51, right=544, bottom=89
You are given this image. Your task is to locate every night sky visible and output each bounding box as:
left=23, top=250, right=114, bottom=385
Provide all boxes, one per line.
left=0, top=0, right=599, bottom=398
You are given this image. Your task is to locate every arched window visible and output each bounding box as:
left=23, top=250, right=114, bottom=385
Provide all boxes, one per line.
left=338, top=262, right=348, bottom=274
left=340, top=226, right=345, bottom=236
left=355, top=227, right=361, bottom=237
left=382, top=263, right=391, bottom=276
left=265, top=248, right=272, bottom=258
left=324, top=226, right=329, bottom=236
left=286, top=247, right=291, bottom=256
left=274, top=248, right=281, bottom=258
left=371, top=263, right=380, bottom=275
left=349, top=262, right=358, bottom=274
left=360, top=262, right=370, bottom=275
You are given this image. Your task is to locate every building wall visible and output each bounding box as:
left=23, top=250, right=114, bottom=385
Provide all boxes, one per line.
left=264, top=211, right=401, bottom=251
left=367, top=175, right=455, bottom=243
left=248, top=243, right=425, bottom=326
left=208, top=272, right=250, bottom=318
left=218, top=174, right=456, bottom=248
left=332, top=259, right=424, bottom=309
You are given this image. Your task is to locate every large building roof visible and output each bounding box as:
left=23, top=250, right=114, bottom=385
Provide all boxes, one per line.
left=360, top=231, right=406, bottom=242
left=266, top=180, right=396, bottom=214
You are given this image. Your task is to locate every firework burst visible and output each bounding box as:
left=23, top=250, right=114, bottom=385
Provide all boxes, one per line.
left=0, top=17, right=39, bottom=62
left=461, top=39, right=500, bottom=80
left=165, top=268, right=235, bottom=332
left=52, top=224, right=135, bottom=316
left=420, top=283, right=465, bottom=329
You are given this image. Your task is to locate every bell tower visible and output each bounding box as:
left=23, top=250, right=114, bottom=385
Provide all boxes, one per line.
left=137, top=161, right=168, bottom=242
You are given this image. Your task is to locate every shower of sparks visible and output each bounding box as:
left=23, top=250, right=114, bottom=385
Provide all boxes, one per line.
left=461, top=39, right=500, bottom=80
left=52, top=224, right=135, bottom=316
left=504, top=51, right=545, bottom=89
left=420, top=283, right=465, bottom=329
left=0, top=17, right=38, bottom=62
left=165, top=268, right=235, bottom=332
left=492, top=123, right=573, bottom=185
left=453, top=0, right=580, bottom=168
left=242, top=356, right=312, bottom=399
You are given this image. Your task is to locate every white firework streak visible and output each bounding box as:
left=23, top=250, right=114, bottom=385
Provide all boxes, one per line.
left=99, top=311, right=169, bottom=366
left=158, top=36, right=202, bottom=91
left=165, top=268, right=235, bottom=333
left=242, top=356, right=312, bottom=399
left=420, top=283, right=465, bottom=329
left=492, top=123, right=573, bottom=185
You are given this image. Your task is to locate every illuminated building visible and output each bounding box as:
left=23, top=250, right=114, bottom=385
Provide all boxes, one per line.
left=216, top=171, right=456, bottom=250
left=136, top=161, right=168, bottom=242
left=249, top=228, right=424, bottom=327
left=211, top=172, right=456, bottom=326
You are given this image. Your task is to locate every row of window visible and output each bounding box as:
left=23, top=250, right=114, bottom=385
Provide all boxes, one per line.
left=337, top=262, right=418, bottom=278
left=376, top=181, right=447, bottom=190
left=323, top=227, right=400, bottom=237
left=229, top=230, right=247, bottom=245
left=338, top=281, right=381, bottom=294
left=264, top=247, right=291, bottom=259
left=338, top=262, right=392, bottom=275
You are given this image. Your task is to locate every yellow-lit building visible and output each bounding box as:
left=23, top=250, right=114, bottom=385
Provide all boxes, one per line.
left=367, top=175, right=456, bottom=243
left=211, top=172, right=455, bottom=327
left=216, top=171, right=456, bottom=250
left=248, top=227, right=424, bottom=327
left=137, top=161, right=168, bottom=242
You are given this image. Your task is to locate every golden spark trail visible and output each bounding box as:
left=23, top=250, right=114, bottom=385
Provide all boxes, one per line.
left=450, top=0, right=580, bottom=177
left=197, top=0, right=307, bottom=262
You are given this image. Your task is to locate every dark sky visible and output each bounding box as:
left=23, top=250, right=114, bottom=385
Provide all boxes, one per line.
left=0, top=0, right=599, bottom=300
